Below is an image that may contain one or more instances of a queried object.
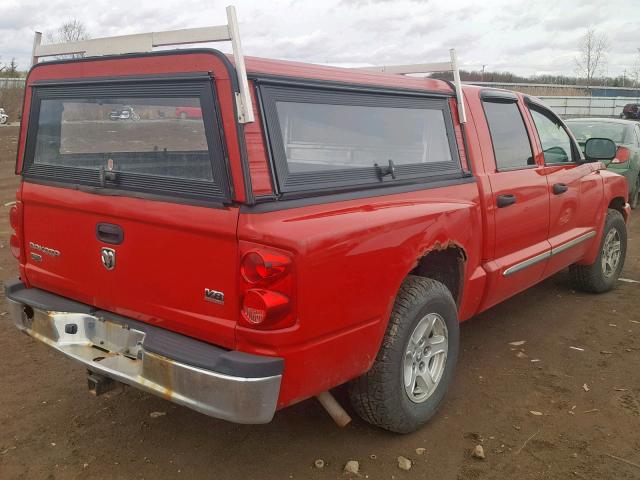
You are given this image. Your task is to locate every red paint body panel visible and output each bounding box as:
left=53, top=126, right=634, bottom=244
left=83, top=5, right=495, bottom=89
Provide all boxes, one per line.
left=13, top=51, right=630, bottom=412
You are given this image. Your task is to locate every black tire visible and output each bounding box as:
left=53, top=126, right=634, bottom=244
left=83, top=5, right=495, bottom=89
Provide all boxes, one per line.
left=569, top=209, right=627, bottom=293
left=348, top=276, right=459, bottom=433
left=630, top=177, right=640, bottom=210
left=0, top=116, right=7, bottom=125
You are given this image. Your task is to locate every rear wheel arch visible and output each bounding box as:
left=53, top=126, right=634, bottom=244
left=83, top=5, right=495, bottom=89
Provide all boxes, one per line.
left=409, top=243, right=467, bottom=307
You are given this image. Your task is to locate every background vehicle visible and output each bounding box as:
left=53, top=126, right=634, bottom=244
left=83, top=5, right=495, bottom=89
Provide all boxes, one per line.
left=621, top=103, right=640, bottom=119
left=109, top=105, right=140, bottom=121
left=5, top=10, right=630, bottom=434
left=175, top=106, right=203, bottom=119
left=566, top=118, right=640, bottom=208
left=0, top=107, right=7, bottom=124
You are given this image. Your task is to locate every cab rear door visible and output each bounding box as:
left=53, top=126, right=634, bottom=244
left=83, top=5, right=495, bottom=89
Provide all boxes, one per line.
left=476, top=90, right=551, bottom=309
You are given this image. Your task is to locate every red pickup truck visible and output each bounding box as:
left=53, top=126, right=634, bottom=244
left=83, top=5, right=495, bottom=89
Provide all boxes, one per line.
left=5, top=28, right=629, bottom=433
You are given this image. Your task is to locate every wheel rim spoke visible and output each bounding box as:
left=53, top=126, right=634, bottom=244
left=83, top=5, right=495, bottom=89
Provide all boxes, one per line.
left=403, top=313, right=449, bottom=403
left=601, top=229, right=622, bottom=278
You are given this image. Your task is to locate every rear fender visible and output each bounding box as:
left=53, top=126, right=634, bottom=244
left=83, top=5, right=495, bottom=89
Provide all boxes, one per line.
left=237, top=188, right=483, bottom=407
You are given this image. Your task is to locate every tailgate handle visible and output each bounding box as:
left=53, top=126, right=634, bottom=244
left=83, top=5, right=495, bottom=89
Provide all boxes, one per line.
left=96, top=223, right=124, bottom=245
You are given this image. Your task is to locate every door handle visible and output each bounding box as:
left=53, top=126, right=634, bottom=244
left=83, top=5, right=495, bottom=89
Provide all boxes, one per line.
left=496, top=193, right=517, bottom=208
left=96, top=223, right=124, bottom=245
left=553, top=183, right=568, bottom=195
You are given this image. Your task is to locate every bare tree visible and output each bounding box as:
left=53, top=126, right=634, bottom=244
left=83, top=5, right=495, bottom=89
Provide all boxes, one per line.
left=575, top=28, right=608, bottom=87
left=46, top=19, right=90, bottom=44
left=632, top=48, right=640, bottom=88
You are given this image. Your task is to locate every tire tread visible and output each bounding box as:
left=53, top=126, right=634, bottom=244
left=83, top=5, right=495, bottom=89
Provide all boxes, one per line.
left=349, top=275, right=456, bottom=433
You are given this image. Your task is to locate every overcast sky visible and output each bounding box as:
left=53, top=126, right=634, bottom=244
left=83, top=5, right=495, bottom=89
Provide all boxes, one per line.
left=1, top=0, right=638, bottom=78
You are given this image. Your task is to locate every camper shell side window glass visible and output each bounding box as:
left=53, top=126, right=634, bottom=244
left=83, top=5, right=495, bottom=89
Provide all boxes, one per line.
left=22, top=78, right=231, bottom=203
left=258, top=83, right=463, bottom=194
left=481, top=99, right=535, bottom=171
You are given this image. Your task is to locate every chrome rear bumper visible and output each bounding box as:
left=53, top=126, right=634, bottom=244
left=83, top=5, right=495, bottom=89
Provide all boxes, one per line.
left=5, top=282, right=282, bottom=424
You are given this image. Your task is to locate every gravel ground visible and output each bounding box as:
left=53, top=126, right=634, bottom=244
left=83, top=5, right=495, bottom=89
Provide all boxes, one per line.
left=0, top=124, right=639, bottom=479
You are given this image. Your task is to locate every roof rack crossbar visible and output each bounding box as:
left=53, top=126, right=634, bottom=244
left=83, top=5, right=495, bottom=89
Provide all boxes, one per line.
left=354, top=48, right=467, bottom=124
left=31, top=5, right=255, bottom=123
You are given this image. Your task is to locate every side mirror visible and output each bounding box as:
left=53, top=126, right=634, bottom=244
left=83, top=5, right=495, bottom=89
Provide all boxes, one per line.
left=584, top=138, right=617, bottom=161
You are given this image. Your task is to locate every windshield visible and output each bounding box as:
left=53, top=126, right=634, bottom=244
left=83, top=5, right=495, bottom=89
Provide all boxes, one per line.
left=566, top=122, right=627, bottom=145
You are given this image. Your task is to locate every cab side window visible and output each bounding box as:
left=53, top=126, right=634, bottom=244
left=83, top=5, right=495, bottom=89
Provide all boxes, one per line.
left=483, top=100, right=534, bottom=170
left=529, top=107, right=575, bottom=164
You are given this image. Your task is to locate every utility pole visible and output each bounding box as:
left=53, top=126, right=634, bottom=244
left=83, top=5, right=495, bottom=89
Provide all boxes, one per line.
left=481, top=64, right=486, bottom=82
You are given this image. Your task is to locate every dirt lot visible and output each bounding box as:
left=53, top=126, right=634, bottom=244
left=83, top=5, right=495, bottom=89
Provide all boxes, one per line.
left=0, top=124, right=639, bottom=480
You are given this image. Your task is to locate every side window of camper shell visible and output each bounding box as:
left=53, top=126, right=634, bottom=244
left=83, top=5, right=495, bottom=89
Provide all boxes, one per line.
left=258, top=83, right=464, bottom=195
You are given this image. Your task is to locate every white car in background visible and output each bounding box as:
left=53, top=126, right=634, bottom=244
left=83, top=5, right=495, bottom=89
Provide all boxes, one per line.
left=0, top=108, right=8, bottom=124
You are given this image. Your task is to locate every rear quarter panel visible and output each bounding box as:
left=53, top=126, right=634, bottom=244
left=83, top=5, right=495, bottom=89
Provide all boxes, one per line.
left=237, top=183, right=483, bottom=407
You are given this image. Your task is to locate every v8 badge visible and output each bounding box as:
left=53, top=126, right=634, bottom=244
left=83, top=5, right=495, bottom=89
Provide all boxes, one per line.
left=204, top=288, right=224, bottom=305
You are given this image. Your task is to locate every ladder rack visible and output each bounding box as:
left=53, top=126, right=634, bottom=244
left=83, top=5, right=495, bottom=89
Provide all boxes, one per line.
left=31, top=5, right=255, bottom=123
left=355, top=48, right=466, bottom=124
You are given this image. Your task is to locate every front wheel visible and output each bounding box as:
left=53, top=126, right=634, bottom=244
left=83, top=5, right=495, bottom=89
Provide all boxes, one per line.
left=0, top=116, right=7, bottom=125
left=348, top=276, right=459, bottom=433
left=569, top=209, right=627, bottom=293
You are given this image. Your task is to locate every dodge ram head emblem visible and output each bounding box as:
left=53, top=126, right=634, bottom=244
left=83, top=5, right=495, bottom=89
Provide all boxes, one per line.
left=101, top=248, right=116, bottom=270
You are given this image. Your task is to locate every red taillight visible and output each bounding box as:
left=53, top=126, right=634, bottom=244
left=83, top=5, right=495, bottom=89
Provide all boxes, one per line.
left=241, top=289, right=290, bottom=325
left=9, top=203, right=22, bottom=260
left=239, top=244, right=295, bottom=330
left=241, top=251, right=289, bottom=284
left=612, top=146, right=630, bottom=164
left=10, top=234, right=20, bottom=259
left=9, top=205, right=18, bottom=230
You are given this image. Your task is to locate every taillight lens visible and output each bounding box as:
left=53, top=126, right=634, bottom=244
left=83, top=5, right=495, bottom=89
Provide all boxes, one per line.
left=241, top=289, right=290, bottom=325
left=9, top=205, right=18, bottom=230
left=612, top=146, right=630, bottom=164
left=239, top=244, right=295, bottom=330
left=10, top=233, right=20, bottom=259
left=241, top=251, right=289, bottom=284
left=9, top=203, right=22, bottom=260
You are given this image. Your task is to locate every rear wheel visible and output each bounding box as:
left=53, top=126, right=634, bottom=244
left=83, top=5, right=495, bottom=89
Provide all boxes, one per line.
left=348, top=276, right=459, bottom=433
left=0, top=116, right=7, bottom=125
left=569, top=209, right=627, bottom=293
